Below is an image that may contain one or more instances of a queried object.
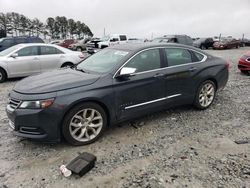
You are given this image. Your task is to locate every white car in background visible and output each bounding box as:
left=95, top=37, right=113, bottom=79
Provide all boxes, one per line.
left=0, top=43, right=85, bottom=82
left=98, top=34, right=127, bottom=49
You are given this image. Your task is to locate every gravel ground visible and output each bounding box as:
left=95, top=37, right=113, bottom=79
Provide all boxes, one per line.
left=0, top=47, right=250, bottom=188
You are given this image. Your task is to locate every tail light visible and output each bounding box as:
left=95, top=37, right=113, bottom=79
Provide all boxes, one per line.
left=79, top=53, right=85, bottom=59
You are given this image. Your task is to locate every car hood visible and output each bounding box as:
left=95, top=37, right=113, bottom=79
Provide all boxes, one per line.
left=13, top=68, right=101, bottom=94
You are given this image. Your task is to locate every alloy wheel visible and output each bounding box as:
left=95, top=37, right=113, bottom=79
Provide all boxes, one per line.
left=69, top=108, right=103, bottom=142
left=198, top=82, right=215, bottom=107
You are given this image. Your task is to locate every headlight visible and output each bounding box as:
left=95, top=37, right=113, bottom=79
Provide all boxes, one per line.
left=19, top=99, right=54, bottom=109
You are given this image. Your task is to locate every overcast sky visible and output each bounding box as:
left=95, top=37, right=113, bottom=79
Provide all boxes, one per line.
left=1, top=0, right=250, bottom=39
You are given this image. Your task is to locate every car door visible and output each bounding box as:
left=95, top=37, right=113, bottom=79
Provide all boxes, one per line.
left=162, top=47, right=205, bottom=104
left=39, top=46, right=64, bottom=72
left=113, top=48, right=166, bottom=119
left=7, top=46, right=40, bottom=77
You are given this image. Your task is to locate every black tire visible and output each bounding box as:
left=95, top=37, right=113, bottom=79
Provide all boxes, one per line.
left=201, top=45, right=206, bottom=50
left=0, top=68, right=7, bottom=83
left=194, top=80, right=216, bottom=110
left=62, top=102, right=107, bottom=145
left=61, top=62, right=73, bottom=68
left=241, top=70, right=249, bottom=74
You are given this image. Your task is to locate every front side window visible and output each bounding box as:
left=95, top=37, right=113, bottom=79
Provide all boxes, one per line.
left=165, top=48, right=192, bottom=66
left=124, top=49, right=161, bottom=73
left=40, top=46, right=63, bottom=55
left=1, top=39, right=14, bottom=46
left=17, top=46, right=39, bottom=57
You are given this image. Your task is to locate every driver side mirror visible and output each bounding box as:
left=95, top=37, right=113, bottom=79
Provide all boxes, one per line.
left=10, top=53, right=18, bottom=58
left=115, top=67, right=136, bottom=80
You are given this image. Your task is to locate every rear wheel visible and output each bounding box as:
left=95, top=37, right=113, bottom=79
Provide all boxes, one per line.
left=194, top=80, right=216, bottom=109
left=201, top=45, right=206, bottom=50
left=0, top=68, right=7, bottom=83
left=62, top=102, right=107, bottom=145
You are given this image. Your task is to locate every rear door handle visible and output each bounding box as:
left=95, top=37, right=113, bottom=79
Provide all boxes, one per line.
left=33, top=57, right=39, bottom=60
left=189, top=67, right=197, bottom=72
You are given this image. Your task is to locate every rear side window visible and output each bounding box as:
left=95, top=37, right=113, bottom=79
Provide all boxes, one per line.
left=15, top=38, right=26, bottom=44
left=40, top=46, right=63, bottom=55
left=120, top=35, right=127, bottom=41
left=165, top=48, right=192, bottom=66
left=124, top=49, right=161, bottom=73
left=193, top=51, right=205, bottom=61
left=17, top=46, right=39, bottom=57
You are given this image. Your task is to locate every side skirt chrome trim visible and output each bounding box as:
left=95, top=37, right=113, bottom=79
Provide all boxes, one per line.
left=124, top=94, right=181, bottom=110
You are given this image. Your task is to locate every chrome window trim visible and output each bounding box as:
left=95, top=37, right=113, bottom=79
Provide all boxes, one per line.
left=113, top=46, right=207, bottom=78
left=125, top=94, right=181, bottom=110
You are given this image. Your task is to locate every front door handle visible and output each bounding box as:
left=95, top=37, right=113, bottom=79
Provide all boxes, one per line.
left=154, top=73, right=164, bottom=78
left=33, top=57, right=39, bottom=60
left=189, top=67, right=197, bottom=72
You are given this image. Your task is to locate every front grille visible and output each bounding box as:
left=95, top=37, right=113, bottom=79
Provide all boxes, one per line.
left=9, top=98, right=22, bottom=110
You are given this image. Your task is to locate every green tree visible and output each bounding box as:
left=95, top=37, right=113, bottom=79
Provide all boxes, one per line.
left=46, top=17, right=55, bottom=38
left=68, top=19, right=76, bottom=38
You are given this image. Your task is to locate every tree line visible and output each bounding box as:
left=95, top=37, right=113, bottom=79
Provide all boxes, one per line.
left=0, top=12, right=93, bottom=39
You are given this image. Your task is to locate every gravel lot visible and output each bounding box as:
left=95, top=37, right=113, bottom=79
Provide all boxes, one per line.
left=0, top=47, right=250, bottom=188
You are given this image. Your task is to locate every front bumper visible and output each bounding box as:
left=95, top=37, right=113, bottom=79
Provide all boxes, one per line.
left=6, top=98, right=62, bottom=143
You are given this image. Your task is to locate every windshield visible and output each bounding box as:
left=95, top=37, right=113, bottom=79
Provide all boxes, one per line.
left=76, top=49, right=129, bottom=73
left=194, top=38, right=206, bottom=43
left=0, top=44, right=22, bottom=56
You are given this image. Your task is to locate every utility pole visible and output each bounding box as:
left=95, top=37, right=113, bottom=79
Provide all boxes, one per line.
left=219, top=33, right=221, bottom=41
left=103, top=28, right=106, bottom=37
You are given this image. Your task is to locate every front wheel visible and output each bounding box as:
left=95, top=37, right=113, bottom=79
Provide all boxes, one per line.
left=194, top=80, right=216, bottom=109
left=62, top=102, right=107, bottom=145
left=0, top=68, right=7, bottom=83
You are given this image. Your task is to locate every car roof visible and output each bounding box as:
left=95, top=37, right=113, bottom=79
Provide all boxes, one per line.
left=109, top=42, right=204, bottom=53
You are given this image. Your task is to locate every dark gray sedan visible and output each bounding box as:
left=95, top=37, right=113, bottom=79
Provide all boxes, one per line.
left=6, top=43, right=229, bottom=145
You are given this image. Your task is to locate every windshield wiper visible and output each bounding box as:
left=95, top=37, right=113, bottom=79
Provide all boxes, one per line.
left=75, top=67, right=86, bottom=73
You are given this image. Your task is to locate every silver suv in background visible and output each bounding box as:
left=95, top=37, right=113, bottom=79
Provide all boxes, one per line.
left=152, top=35, right=193, bottom=46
